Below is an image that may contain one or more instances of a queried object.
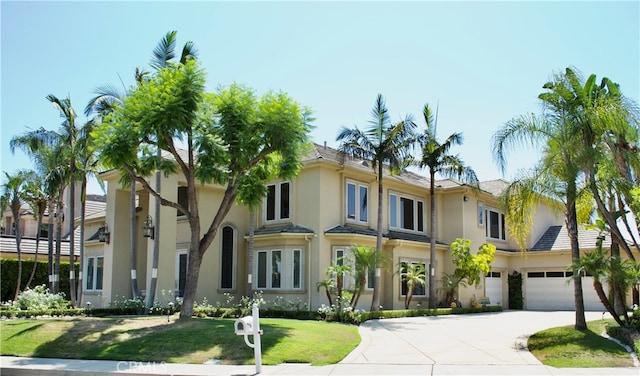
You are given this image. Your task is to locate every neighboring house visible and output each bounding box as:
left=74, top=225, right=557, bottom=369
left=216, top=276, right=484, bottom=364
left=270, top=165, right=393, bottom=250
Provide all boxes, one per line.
left=5, top=144, right=624, bottom=311
left=0, top=194, right=107, bottom=263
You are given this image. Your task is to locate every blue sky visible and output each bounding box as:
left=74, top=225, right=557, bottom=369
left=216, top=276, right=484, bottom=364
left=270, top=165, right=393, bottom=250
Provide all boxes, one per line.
left=2, top=1, right=639, bottom=195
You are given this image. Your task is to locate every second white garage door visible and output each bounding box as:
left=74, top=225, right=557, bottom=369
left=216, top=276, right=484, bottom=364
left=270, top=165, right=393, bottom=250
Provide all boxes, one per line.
left=525, top=270, right=605, bottom=311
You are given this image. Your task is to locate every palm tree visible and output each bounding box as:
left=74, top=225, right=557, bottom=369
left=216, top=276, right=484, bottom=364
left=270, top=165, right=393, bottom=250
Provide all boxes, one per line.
left=1, top=170, right=35, bottom=300
left=325, top=261, right=353, bottom=309
left=572, top=243, right=625, bottom=326
left=349, top=245, right=391, bottom=308
left=399, top=261, right=426, bottom=309
left=417, top=103, right=478, bottom=309
left=493, top=78, right=589, bottom=329
left=10, top=128, right=68, bottom=294
left=316, top=278, right=334, bottom=306
left=337, top=94, right=416, bottom=311
left=22, top=172, right=48, bottom=288
left=45, top=94, right=82, bottom=306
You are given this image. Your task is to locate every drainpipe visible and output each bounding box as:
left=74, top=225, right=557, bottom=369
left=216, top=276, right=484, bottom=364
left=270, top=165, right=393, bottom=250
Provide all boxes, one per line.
left=305, top=233, right=316, bottom=309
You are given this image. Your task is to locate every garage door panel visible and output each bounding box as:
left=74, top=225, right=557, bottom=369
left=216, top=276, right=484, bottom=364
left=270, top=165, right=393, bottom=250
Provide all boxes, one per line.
left=525, top=271, right=605, bottom=311
left=485, top=272, right=502, bottom=306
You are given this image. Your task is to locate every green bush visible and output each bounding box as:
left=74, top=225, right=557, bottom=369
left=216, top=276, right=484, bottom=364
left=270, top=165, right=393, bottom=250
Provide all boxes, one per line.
left=1, top=259, right=78, bottom=302
left=508, top=271, right=523, bottom=309
left=14, top=285, right=68, bottom=310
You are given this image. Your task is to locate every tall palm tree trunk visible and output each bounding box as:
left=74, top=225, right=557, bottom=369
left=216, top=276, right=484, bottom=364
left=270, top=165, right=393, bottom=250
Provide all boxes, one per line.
left=54, top=196, right=63, bottom=294
left=76, top=179, right=87, bottom=305
left=429, top=170, right=437, bottom=309
left=12, top=206, right=23, bottom=301
left=47, top=201, right=54, bottom=291
left=146, top=161, right=161, bottom=308
left=566, top=192, right=586, bottom=330
left=594, top=280, right=624, bottom=326
left=68, top=171, right=77, bottom=307
left=129, top=177, right=140, bottom=299
left=26, top=205, right=45, bottom=288
left=370, top=166, right=383, bottom=311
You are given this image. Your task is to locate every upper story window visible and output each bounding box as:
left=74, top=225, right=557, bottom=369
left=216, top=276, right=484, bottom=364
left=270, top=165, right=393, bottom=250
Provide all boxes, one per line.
left=265, top=182, right=290, bottom=222
left=485, top=207, right=506, bottom=241
left=346, top=181, right=368, bottom=223
left=389, top=193, right=424, bottom=232
left=177, top=186, right=188, bottom=218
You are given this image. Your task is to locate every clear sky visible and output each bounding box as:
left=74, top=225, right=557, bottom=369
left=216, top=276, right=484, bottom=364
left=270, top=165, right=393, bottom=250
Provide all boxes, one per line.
left=2, top=1, right=639, bottom=195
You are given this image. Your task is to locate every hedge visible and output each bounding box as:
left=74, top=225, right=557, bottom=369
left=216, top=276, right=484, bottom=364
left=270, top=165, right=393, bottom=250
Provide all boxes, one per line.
left=1, top=259, right=78, bottom=302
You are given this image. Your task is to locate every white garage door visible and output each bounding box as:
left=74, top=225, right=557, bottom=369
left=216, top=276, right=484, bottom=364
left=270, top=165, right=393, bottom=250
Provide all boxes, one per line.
left=525, top=270, right=605, bottom=311
left=485, top=271, right=503, bottom=306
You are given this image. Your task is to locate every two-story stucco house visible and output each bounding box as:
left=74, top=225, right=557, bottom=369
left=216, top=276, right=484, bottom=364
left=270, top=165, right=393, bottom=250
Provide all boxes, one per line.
left=81, top=143, right=618, bottom=311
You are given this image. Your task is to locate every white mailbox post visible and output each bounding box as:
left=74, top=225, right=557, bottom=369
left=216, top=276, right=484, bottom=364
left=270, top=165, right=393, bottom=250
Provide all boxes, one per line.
left=234, top=303, right=263, bottom=374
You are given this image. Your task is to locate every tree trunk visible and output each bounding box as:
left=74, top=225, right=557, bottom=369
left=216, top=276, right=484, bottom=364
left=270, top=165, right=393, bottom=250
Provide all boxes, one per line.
left=566, top=193, right=586, bottom=330
left=68, top=168, right=76, bottom=307
left=129, top=177, right=140, bottom=300
left=47, top=201, right=54, bottom=292
left=429, top=169, right=437, bottom=309
left=146, top=161, right=161, bottom=308
left=12, top=206, right=23, bottom=301
left=26, top=207, right=45, bottom=288
left=76, top=179, right=87, bottom=306
left=247, top=209, right=255, bottom=297
left=594, top=280, right=625, bottom=326
left=370, top=165, right=383, bottom=311
left=53, top=195, right=63, bottom=294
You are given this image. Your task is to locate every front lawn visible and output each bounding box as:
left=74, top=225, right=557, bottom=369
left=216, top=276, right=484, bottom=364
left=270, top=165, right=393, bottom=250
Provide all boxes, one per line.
left=0, top=315, right=359, bottom=365
left=528, top=319, right=636, bottom=368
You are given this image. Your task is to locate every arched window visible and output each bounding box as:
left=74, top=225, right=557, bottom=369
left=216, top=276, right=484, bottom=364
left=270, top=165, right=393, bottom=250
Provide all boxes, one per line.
left=220, top=226, right=235, bottom=289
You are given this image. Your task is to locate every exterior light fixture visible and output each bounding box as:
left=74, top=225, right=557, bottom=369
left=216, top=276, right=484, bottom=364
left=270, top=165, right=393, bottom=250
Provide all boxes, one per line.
left=98, top=223, right=110, bottom=244
left=143, top=215, right=155, bottom=239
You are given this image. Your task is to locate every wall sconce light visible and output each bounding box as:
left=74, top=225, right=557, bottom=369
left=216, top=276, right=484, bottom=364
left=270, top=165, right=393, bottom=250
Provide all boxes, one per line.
left=143, top=215, right=155, bottom=239
left=98, top=222, right=110, bottom=244
left=463, top=195, right=469, bottom=202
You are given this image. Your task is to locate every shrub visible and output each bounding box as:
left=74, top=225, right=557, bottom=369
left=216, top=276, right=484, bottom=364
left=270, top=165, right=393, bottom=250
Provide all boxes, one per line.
left=14, top=285, right=69, bottom=310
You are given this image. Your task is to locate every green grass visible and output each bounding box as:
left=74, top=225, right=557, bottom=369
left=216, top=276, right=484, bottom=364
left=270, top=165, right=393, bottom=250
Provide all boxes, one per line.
left=528, top=319, right=635, bottom=368
left=0, top=316, right=360, bottom=365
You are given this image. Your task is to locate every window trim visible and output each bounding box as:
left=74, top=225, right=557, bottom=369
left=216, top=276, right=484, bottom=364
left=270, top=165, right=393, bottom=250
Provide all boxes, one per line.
left=389, top=192, right=425, bottom=233
left=85, top=255, right=104, bottom=291
left=254, top=248, right=303, bottom=290
left=346, top=180, right=369, bottom=224
left=264, top=181, right=292, bottom=223
left=220, top=225, right=236, bottom=290
left=399, top=259, right=427, bottom=297
left=477, top=201, right=485, bottom=227
left=485, top=207, right=507, bottom=241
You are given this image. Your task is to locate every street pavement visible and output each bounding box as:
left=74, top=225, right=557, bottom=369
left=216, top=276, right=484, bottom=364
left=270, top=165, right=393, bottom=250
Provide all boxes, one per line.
left=1, top=310, right=638, bottom=375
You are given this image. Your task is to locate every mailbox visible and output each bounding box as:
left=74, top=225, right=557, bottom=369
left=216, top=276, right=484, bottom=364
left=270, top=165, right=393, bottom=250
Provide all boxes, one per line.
left=234, top=316, right=254, bottom=336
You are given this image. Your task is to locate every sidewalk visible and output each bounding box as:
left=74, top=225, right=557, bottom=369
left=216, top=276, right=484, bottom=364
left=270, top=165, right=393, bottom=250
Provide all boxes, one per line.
left=2, top=311, right=639, bottom=375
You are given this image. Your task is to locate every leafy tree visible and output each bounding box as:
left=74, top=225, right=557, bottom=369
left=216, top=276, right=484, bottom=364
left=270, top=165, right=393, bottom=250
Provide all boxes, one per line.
left=336, top=94, right=416, bottom=311
left=92, top=32, right=313, bottom=318
left=449, top=238, right=496, bottom=287
left=1, top=170, right=35, bottom=300
left=399, top=261, right=426, bottom=309
left=417, top=103, right=479, bottom=308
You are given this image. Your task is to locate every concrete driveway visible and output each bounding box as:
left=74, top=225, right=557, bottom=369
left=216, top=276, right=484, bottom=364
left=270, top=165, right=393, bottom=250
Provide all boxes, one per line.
left=341, top=310, right=610, bottom=366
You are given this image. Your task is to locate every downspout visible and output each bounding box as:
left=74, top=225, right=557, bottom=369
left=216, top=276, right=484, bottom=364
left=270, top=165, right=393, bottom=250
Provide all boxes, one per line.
left=305, top=233, right=316, bottom=309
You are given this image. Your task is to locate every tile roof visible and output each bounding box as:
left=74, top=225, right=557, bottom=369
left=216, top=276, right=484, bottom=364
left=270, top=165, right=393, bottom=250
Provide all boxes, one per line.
left=385, top=230, right=447, bottom=245
left=530, top=225, right=613, bottom=251
left=478, top=179, right=510, bottom=196
left=325, top=224, right=379, bottom=237
left=325, top=225, right=448, bottom=246
left=0, top=235, right=77, bottom=256
left=253, top=224, right=315, bottom=235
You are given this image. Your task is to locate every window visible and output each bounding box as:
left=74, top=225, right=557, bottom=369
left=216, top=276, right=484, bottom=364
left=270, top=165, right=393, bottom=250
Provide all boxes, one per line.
left=389, top=193, right=425, bottom=232
left=477, top=202, right=485, bottom=227
left=485, top=208, right=506, bottom=240
left=85, top=256, right=104, bottom=291
left=334, top=248, right=356, bottom=290
left=220, top=226, right=235, bottom=289
left=177, top=186, right=188, bottom=217
left=400, top=260, right=427, bottom=297
left=346, top=181, right=368, bottom=223
left=255, top=248, right=303, bottom=290
left=265, top=182, right=291, bottom=222
left=177, top=252, right=188, bottom=297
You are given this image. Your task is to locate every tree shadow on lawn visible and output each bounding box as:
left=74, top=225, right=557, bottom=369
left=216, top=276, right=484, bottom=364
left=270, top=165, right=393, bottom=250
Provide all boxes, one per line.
left=32, top=317, right=291, bottom=365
